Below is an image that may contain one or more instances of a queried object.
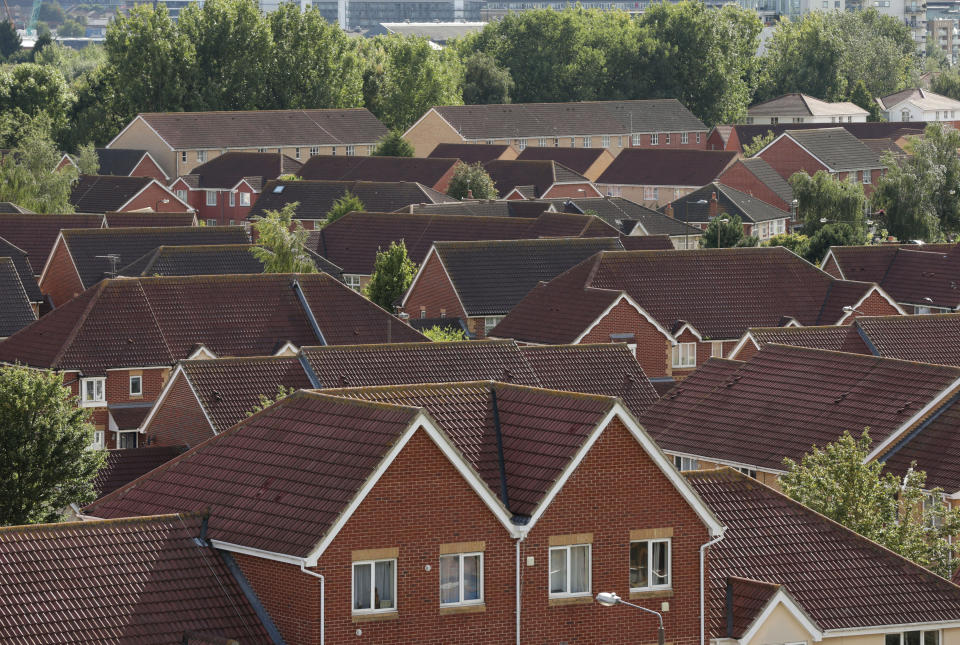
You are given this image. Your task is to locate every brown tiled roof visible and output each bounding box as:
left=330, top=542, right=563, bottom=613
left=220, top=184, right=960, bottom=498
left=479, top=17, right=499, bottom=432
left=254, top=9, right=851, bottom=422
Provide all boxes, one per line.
left=431, top=99, right=707, bottom=140
left=515, top=147, right=609, bottom=175
left=493, top=247, right=881, bottom=343
left=0, top=213, right=105, bottom=273
left=855, top=313, right=960, bottom=366
left=187, top=151, right=301, bottom=189
left=734, top=157, right=794, bottom=206
left=0, top=273, right=426, bottom=374
left=94, top=445, right=187, bottom=497
left=826, top=243, right=960, bottom=308
left=105, top=211, right=197, bottom=227
left=640, top=344, right=960, bottom=471
left=744, top=325, right=870, bottom=355
left=596, top=149, right=737, bottom=186
left=178, top=355, right=315, bottom=435
left=135, top=108, right=389, bottom=149
left=248, top=179, right=456, bottom=221
left=0, top=201, right=33, bottom=213
left=0, top=513, right=273, bottom=643
left=727, top=122, right=928, bottom=153
left=0, top=257, right=36, bottom=337
left=118, top=244, right=266, bottom=277
left=408, top=200, right=554, bottom=218
left=309, top=211, right=617, bottom=275
left=297, top=155, right=459, bottom=187
left=427, top=143, right=511, bottom=163
left=86, top=392, right=427, bottom=556
left=548, top=196, right=703, bottom=237
left=618, top=235, right=674, bottom=250
left=107, top=402, right=153, bottom=430
left=688, top=468, right=960, bottom=633
left=0, top=235, right=41, bottom=302
left=69, top=175, right=154, bottom=212
left=484, top=159, right=591, bottom=198
left=880, top=394, right=960, bottom=492
left=724, top=577, right=781, bottom=639
left=60, top=226, right=250, bottom=288
left=747, top=93, right=867, bottom=118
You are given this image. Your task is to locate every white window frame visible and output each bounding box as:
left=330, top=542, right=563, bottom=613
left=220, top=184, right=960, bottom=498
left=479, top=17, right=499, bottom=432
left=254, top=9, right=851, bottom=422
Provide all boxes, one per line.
left=711, top=341, right=724, bottom=358
left=745, top=117, right=755, bottom=125
left=206, top=219, right=217, bottom=226
left=129, top=375, right=142, bottom=396
left=696, top=132, right=701, bottom=144
left=352, top=559, right=397, bottom=614
left=239, top=192, right=251, bottom=207
left=331, top=147, right=337, bottom=156
left=80, top=377, right=105, bottom=407
left=117, top=430, right=138, bottom=449
left=643, top=186, right=658, bottom=201
left=197, top=150, right=207, bottom=162
left=538, top=137, right=547, bottom=147
left=295, top=147, right=301, bottom=159
left=346, top=145, right=356, bottom=156
left=583, top=136, right=592, bottom=147
left=674, top=455, right=699, bottom=471
left=770, top=117, right=779, bottom=125
left=345, top=274, right=363, bottom=291
left=484, top=316, right=504, bottom=335
left=862, top=170, right=871, bottom=185
left=229, top=191, right=235, bottom=207
left=664, top=133, right=671, bottom=145
left=181, top=151, right=187, bottom=163
left=629, top=538, right=671, bottom=592
left=205, top=191, right=217, bottom=206
left=439, top=552, right=484, bottom=606
left=92, top=430, right=105, bottom=450
left=176, top=189, right=188, bottom=202
left=651, top=133, right=659, bottom=146
left=631, top=134, right=640, bottom=146
left=681, top=132, right=688, bottom=145
left=548, top=544, right=592, bottom=598
left=672, top=342, right=696, bottom=369
left=885, top=629, right=940, bottom=645
left=310, top=146, right=320, bottom=156
left=736, top=466, right=758, bottom=478
left=602, top=135, right=610, bottom=147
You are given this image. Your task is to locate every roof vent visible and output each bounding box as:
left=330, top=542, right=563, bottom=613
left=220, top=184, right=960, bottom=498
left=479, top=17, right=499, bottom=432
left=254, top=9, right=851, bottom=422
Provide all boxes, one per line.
left=833, top=391, right=850, bottom=404
left=211, top=390, right=222, bottom=402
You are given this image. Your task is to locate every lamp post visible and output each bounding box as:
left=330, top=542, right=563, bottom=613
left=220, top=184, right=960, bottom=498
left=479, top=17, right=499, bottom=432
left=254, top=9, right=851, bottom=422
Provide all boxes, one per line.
left=596, top=592, right=665, bottom=645
left=715, top=217, right=729, bottom=249
left=685, top=199, right=708, bottom=250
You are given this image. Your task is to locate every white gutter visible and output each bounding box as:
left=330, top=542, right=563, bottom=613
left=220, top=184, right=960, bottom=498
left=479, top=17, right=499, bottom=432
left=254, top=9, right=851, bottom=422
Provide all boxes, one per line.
left=300, top=562, right=325, bottom=645
left=515, top=535, right=526, bottom=645
left=700, top=529, right=726, bottom=645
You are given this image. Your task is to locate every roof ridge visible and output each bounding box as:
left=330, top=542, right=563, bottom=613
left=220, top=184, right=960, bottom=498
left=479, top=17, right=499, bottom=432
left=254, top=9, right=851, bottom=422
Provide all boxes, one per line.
left=133, top=277, right=177, bottom=366
left=762, top=342, right=960, bottom=374
left=3, top=511, right=203, bottom=534
left=318, top=379, right=619, bottom=404
left=0, top=234, right=29, bottom=256
left=301, top=339, right=502, bottom=352
left=140, top=107, right=370, bottom=117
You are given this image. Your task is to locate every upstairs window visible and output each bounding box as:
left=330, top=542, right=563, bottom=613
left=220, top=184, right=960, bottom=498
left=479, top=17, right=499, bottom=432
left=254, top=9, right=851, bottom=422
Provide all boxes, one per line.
left=352, top=559, right=396, bottom=613
left=229, top=191, right=235, bottom=207
left=671, top=342, right=696, bottom=369
left=294, top=147, right=301, bottom=159
left=696, top=133, right=701, bottom=144
left=81, top=377, right=105, bottom=406
left=180, top=151, right=187, bottom=163
left=643, top=186, right=658, bottom=201
left=206, top=191, right=217, bottom=206
left=197, top=150, right=207, bottom=162
left=549, top=544, right=591, bottom=597
left=439, top=553, right=483, bottom=606
left=674, top=455, right=699, bottom=471
left=862, top=170, right=871, bottom=185
left=630, top=539, right=671, bottom=591
left=770, top=117, right=779, bottom=125
left=631, top=134, right=640, bottom=146
left=176, top=189, right=188, bottom=202
left=583, top=136, right=592, bottom=147
left=346, top=145, right=355, bottom=156
left=484, top=316, right=504, bottom=336
left=310, top=146, right=320, bottom=156
left=239, top=192, right=251, bottom=207
left=538, top=137, right=547, bottom=147
left=515, top=138, right=526, bottom=150
left=602, top=135, right=610, bottom=147
left=664, top=133, right=671, bottom=145
left=886, top=631, right=939, bottom=645
left=129, top=375, right=142, bottom=396
left=650, top=133, right=659, bottom=146
left=681, top=132, right=688, bottom=145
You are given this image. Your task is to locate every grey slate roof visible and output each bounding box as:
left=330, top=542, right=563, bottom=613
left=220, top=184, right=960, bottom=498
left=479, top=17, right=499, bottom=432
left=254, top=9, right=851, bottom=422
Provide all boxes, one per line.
left=0, top=235, right=42, bottom=302
left=747, top=93, right=867, bottom=118
left=737, top=157, right=794, bottom=205
left=0, top=202, right=32, bottom=214
left=553, top=197, right=703, bottom=236
left=407, top=200, right=556, bottom=218
left=118, top=244, right=266, bottom=277
left=431, top=237, right=625, bottom=316
left=782, top=128, right=882, bottom=170
left=95, top=148, right=150, bottom=176
left=0, top=257, right=36, bottom=337
left=662, top=183, right=790, bottom=224
left=431, top=99, right=708, bottom=140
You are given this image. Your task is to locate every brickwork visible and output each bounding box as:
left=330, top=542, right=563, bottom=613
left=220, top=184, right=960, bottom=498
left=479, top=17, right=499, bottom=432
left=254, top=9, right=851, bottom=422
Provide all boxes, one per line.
left=402, top=254, right=467, bottom=322
left=130, top=155, right=169, bottom=182
left=580, top=299, right=671, bottom=378
left=716, top=161, right=789, bottom=211
left=755, top=136, right=828, bottom=182
left=39, top=237, right=84, bottom=307
left=123, top=182, right=190, bottom=212
left=191, top=185, right=258, bottom=226
left=729, top=338, right=759, bottom=361
left=541, top=183, right=603, bottom=199
left=841, top=290, right=901, bottom=322
left=820, top=253, right=844, bottom=279
left=142, top=371, right=216, bottom=447
left=405, top=110, right=467, bottom=157
left=233, top=552, right=322, bottom=645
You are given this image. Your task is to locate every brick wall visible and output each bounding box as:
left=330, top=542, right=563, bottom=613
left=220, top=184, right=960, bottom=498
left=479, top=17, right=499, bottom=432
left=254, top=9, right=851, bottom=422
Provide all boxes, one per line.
left=124, top=182, right=191, bottom=212
left=405, top=110, right=466, bottom=158
left=193, top=188, right=257, bottom=226
left=39, top=237, right=84, bottom=307
left=716, top=161, right=790, bottom=211
left=520, top=417, right=708, bottom=644
left=142, top=371, right=216, bottom=447
left=755, top=136, right=828, bottom=182
left=130, top=155, right=169, bottom=182
left=402, top=254, right=467, bottom=322
left=729, top=338, right=759, bottom=361
left=542, top=183, right=603, bottom=199
left=233, top=552, right=322, bottom=645
left=841, top=290, right=901, bottom=322
left=821, top=253, right=843, bottom=279
left=580, top=299, right=671, bottom=378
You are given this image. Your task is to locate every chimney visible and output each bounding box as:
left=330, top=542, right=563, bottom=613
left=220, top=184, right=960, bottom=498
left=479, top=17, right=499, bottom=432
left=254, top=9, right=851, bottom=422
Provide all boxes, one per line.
left=709, top=192, right=719, bottom=220
left=467, top=189, right=474, bottom=199
left=664, top=203, right=674, bottom=218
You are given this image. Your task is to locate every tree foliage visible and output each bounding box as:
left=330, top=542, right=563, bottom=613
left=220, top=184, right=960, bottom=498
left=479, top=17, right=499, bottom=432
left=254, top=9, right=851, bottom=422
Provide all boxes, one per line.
left=364, top=240, right=417, bottom=311
left=461, top=51, right=513, bottom=105
left=789, top=170, right=867, bottom=237
left=872, top=123, right=960, bottom=242
left=763, top=232, right=810, bottom=259
left=931, top=67, right=960, bottom=101
left=371, top=130, right=415, bottom=157
left=742, top=130, right=774, bottom=157
left=0, top=20, right=21, bottom=60
left=250, top=202, right=318, bottom=273
left=781, top=431, right=960, bottom=578
left=421, top=325, right=468, bottom=342
left=74, top=142, right=99, bottom=175
left=0, top=365, right=105, bottom=526
left=0, top=63, right=73, bottom=144
left=58, top=17, right=86, bottom=38
left=700, top=213, right=749, bottom=248
left=805, top=222, right=866, bottom=264
left=246, top=386, right=295, bottom=417
left=0, top=116, right=78, bottom=213
left=848, top=79, right=880, bottom=121
left=326, top=190, right=365, bottom=225
left=447, top=161, right=498, bottom=200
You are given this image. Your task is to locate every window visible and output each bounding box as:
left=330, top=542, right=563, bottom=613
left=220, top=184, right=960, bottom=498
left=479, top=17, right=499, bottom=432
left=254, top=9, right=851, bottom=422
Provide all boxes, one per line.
left=129, top=375, right=142, bottom=396
left=631, top=134, right=640, bottom=146
left=176, top=189, right=188, bottom=202
left=630, top=539, right=670, bottom=590
left=515, top=138, right=526, bottom=150
left=484, top=316, right=504, bottom=336
left=711, top=341, right=724, bottom=358
left=674, top=455, right=699, bottom=471
left=118, top=431, right=138, bottom=449
left=310, top=146, right=320, bottom=156
left=239, top=192, right=251, bottom=207
left=793, top=117, right=805, bottom=123
left=206, top=219, right=217, bottom=226
left=257, top=147, right=267, bottom=153
left=352, top=559, right=396, bottom=613
left=346, top=145, right=356, bottom=156
left=681, top=132, right=688, bottom=145
left=345, top=274, right=363, bottom=291
left=420, top=309, right=426, bottom=318
left=538, top=137, right=547, bottom=147
left=886, top=631, right=939, bottom=645
left=197, top=150, right=207, bottom=162
left=643, top=186, right=659, bottom=201
left=746, top=117, right=754, bottom=125
left=696, top=133, right=701, bottom=144
left=736, top=466, right=758, bottom=478
left=295, top=147, right=301, bottom=159
left=770, top=117, right=779, bottom=125
left=618, top=136, right=624, bottom=147
left=671, top=342, right=696, bottom=369
left=830, top=116, right=837, bottom=123
left=439, top=553, right=483, bottom=605
left=181, top=151, right=187, bottom=163
left=487, top=139, right=494, bottom=145
left=206, top=191, right=217, bottom=206
left=549, top=545, right=591, bottom=596
left=583, top=136, right=592, bottom=147
left=862, top=170, right=871, bottom=184
left=902, top=110, right=911, bottom=122
left=916, top=305, right=932, bottom=315
left=229, top=191, right=235, bottom=207
left=570, top=137, right=576, bottom=147
left=650, top=133, right=659, bottom=146
left=602, top=135, right=610, bottom=147
left=664, top=133, right=671, bottom=145
left=554, top=137, right=560, bottom=147
left=81, top=377, right=105, bottom=406
left=331, top=147, right=337, bottom=156
left=92, top=430, right=105, bottom=450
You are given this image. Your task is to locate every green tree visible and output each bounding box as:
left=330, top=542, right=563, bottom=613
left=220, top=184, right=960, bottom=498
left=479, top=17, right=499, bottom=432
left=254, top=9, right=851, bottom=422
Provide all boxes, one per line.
left=58, top=17, right=86, bottom=37
left=0, top=20, right=21, bottom=60
left=763, top=232, right=810, bottom=259
left=931, top=67, right=960, bottom=100
left=848, top=79, right=880, bottom=121
left=421, top=325, right=468, bottom=341
left=37, top=1, right=65, bottom=25
left=781, top=431, right=960, bottom=578
left=34, top=42, right=106, bottom=83
left=0, top=63, right=74, bottom=144
left=872, top=123, right=960, bottom=241
left=62, top=65, right=124, bottom=150
left=0, top=116, right=78, bottom=213
left=371, top=130, right=415, bottom=157
left=75, top=142, right=99, bottom=175
left=326, top=190, right=364, bottom=225
left=250, top=202, right=318, bottom=273
left=447, top=161, right=497, bottom=200
left=461, top=51, right=513, bottom=105
left=789, top=170, right=867, bottom=236
left=700, top=213, right=747, bottom=248
left=742, top=130, right=774, bottom=157
left=805, top=222, right=866, bottom=263
left=246, top=386, right=295, bottom=416
left=0, top=365, right=105, bottom=526
left=364, top=240, right=417, bottom=311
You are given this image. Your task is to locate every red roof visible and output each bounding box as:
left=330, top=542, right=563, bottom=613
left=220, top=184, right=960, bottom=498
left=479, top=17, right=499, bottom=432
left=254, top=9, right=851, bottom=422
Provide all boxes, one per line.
left=596, top=148, right=737, bottom=186
left=641, top=344, right=960, bottom=471
left=297, top=155, right=459, bottom=188
left=724, top=577, right=781, bottom=639
left=105, top=212, right=197, bottom=227
left=94, top=445, right=187, bottom=497
left=0, top=513, right=273, bottom=643
left=0, top=273, right=426, bottom=374
left=743, top=325, right=871, bottom=356
left=0, top=213, right=105, bottom=273
left=689, top=468, right=960, bottom=633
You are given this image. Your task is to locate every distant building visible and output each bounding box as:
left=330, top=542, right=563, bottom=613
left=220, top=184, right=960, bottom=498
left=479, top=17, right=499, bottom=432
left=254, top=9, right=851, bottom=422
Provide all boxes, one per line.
left=876, top=88, right=960, bottom=122
left=746, top=93, right=868, bottom=125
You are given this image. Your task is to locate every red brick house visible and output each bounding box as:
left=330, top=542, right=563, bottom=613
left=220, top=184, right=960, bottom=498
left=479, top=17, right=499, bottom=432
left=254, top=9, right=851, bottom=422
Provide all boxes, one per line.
left=86, top=383, right=723, bottom=645
left=170, top=152, right=302, bottom=226
left=483, top=159, right=602, bottom=200
left=715, top=157, right=795, bottom=212
left=0, top=213, right=105, bottom=280
left=39, top=225, right=250, bottom=307
left=0, top=273, right=426, bottom=449
left=705, top=121, right=928, bottom=153
left=514, top=146, right=615, bottom=181
left=595, top=149, right=738, bottom=207
left=69, top=175, right=192, bottom=214
left=140, top=340, right=659, bottom=448
left=401, top=237, right=625, bottom=338
left=659, top=183, right=791, bottom=242
left=490, top=247, right=903, bottom=384
left=57, top=148, right=169, bottom=182
left=753, top=127, right=885, bottom=195
left=296, top=155, right=461, bottom=194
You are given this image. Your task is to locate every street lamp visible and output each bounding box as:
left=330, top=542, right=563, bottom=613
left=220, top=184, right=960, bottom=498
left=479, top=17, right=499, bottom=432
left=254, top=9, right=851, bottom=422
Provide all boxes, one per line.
left=715, top=217, right=729, bottom=249
left=842, top=305, right=865, bottom=316
left=685, top=199, right=708, bottom=250
left=596, top=592, right=665, bottom=645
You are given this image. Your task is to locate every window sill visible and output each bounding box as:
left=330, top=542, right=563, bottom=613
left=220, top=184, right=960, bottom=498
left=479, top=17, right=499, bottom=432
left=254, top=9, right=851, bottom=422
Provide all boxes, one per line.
left=352, top=611, right=398, bottom=623
left=439, top=604, right=485, bottom=616
left=630, top=589, right=673, bottom=600
left=549, top=595, right=594, bottom=607
left=80, top=401, right=106, bottom=408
